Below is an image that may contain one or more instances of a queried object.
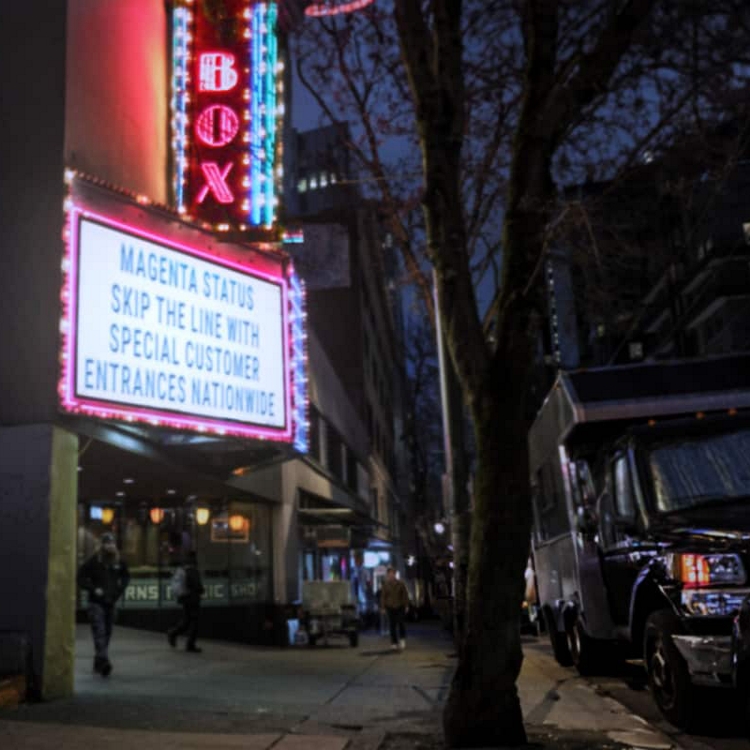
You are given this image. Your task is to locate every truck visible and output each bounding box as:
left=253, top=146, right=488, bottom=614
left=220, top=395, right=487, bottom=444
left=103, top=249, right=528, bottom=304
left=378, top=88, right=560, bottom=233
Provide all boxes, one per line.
left=529, top=354, right=750, bottom=729
left=732, top=594, right=750, bottom=724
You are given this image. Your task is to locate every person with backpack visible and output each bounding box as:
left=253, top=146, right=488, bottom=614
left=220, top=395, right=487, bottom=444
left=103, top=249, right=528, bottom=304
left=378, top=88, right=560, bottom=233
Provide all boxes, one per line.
left=167, top=550, right=205, bottom=653
left=77, top=532, right=130, bottom=676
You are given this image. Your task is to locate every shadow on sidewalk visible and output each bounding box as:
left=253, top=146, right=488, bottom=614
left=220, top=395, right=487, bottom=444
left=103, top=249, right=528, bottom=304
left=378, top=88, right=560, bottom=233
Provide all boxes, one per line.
left=358, top=649, right=403, bottom=657
left=376, top=727, right=640, bottom=750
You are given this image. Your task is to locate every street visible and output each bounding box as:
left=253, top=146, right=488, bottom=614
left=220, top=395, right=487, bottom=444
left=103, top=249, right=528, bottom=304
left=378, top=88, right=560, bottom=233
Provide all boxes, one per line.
left=4, top=620, right=748, bottom=749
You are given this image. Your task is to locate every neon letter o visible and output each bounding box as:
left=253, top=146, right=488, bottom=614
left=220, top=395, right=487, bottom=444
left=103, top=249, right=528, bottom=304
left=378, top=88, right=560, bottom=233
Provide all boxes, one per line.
left=195, top=105, right=240, bottom=148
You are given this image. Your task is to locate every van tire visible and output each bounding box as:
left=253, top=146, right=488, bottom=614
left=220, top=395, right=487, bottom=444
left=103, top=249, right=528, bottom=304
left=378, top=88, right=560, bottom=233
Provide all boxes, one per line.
left=565, top=615, right=600, bottom=676
left=544, top=609, right=573, bottom=667
left=644, top=609, right=695, bottom=729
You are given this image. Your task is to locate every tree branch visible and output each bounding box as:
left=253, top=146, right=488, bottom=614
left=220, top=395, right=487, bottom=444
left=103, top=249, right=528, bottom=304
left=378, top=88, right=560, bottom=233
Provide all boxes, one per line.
left=541, top=0, right=658, bottom=144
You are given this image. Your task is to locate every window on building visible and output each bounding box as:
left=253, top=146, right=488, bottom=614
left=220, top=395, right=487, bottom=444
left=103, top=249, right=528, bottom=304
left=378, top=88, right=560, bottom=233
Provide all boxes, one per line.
left=309, top=407, right=321, bottom=463
left=326, top=422, right=343, bottom=478
left=310, top=175, right=318, bottom=190
left=346, top=448, right=358, bottom=493
left=371, top=486, right=380, bottom=520
left=297, top=178, right=307, bottom=193
left=320, top=172, right=328, bottom=188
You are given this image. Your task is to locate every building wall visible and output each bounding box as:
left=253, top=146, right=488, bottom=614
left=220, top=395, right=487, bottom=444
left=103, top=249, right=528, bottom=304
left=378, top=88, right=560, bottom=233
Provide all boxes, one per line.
left=284, top=124, right=411, bottom=573
left=0, top=425, right=77, bottom=698
left=65, top=0, right=169, bottom=202
left=0, top=3, right=68, bottom=425
left=544, top=160, right=750, bottom=375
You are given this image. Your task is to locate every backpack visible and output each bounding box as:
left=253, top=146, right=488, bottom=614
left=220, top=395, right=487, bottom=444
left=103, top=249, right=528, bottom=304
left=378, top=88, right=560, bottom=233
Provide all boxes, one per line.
left=170, top=566, right=187, bottom=599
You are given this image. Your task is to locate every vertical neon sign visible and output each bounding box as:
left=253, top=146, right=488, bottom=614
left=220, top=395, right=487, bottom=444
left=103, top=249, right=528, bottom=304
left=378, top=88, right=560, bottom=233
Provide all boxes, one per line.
left=171, top=0, right=281, bottom=230
left=171, top=4, right=192, bottom=211
left=287, top=262, right=309, bottom=453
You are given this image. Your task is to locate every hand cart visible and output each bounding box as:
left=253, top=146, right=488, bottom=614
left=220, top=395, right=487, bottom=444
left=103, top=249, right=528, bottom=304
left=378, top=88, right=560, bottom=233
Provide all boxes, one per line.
left=301, top=581, right=359, bottom=647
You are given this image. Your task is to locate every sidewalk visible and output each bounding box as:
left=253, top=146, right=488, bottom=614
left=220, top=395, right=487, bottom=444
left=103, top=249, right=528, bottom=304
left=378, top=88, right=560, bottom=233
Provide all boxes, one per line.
left=0, top=621, right=678, bottom=749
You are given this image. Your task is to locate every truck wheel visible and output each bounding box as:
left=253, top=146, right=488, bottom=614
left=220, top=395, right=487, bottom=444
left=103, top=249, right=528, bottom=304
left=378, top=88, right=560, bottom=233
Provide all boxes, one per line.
left=544, top=609, right=573, bottom=667
left=308, top=634, right=317, bottom=647
left=644, top=609, right=695, bottom=729
left=565, top=615, right=599, bottom=676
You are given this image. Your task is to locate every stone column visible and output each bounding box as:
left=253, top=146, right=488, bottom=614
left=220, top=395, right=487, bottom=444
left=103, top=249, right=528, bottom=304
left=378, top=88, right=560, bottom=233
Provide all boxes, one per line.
left=0, top=425, right=78, bottom=699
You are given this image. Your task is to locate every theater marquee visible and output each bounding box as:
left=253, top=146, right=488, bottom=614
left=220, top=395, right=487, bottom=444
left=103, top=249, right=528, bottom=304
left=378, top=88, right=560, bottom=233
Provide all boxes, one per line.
left=59, top=175, right=308, bottom=448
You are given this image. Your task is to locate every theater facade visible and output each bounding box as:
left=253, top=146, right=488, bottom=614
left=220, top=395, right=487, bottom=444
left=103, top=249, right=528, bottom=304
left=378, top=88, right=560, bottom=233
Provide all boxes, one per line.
left=0, top=0, right=312, bottom=699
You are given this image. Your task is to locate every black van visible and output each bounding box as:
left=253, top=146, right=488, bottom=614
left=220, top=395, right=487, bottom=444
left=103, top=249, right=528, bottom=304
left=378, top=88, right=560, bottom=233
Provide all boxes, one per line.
left=529, top=356, right=750, bottom=729
left=732, top=595, right=750, bottom=707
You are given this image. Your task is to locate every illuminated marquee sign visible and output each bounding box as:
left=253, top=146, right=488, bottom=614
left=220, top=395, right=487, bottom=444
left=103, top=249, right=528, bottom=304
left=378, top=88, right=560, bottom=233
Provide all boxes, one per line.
left=304, top=0, right=375, bottom=16
left=172, top=0, right=282, bottom=229
left=58, top=178, right=309, bottom=447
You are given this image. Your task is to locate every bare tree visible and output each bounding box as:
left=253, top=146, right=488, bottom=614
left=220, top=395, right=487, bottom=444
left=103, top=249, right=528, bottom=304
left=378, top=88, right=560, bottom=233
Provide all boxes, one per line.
left=292, top=1, right=750, bottom=745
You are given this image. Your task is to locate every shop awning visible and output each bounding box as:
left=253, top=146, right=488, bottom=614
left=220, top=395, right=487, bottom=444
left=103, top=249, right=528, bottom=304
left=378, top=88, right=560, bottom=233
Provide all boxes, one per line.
left=297, top=506, right=377, bottom=528
left=69, top=416, right=296, bottom=502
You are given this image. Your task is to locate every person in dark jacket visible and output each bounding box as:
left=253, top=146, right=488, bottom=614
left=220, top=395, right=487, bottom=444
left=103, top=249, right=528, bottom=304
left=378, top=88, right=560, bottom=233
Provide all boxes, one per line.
left=167, top=551, right=205, bottom=653
left=77, top=532, right=130, bottom=676
left=380, top=567, right=410, bottom=650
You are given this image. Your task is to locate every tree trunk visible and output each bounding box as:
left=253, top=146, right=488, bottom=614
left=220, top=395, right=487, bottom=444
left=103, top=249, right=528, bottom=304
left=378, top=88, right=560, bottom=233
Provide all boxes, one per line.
left=443, top=375, right=533, bottom=748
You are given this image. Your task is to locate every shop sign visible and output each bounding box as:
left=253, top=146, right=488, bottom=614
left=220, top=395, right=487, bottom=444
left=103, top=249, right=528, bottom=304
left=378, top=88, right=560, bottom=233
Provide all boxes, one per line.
left=316, top=525, right=350, bottom=548
left=60, top=208, right=294, bottom=441
left=88, top=577, right=266, bottom=607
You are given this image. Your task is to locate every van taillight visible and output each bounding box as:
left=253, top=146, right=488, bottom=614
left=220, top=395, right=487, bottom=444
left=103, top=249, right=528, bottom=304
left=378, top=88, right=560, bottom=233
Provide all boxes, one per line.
left=679, top=554, right=711, bottom=588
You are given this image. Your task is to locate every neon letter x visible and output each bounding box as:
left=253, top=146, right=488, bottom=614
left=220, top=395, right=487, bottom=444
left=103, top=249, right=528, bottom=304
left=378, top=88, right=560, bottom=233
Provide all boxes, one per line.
left=197, top=162, right=234, bottom=204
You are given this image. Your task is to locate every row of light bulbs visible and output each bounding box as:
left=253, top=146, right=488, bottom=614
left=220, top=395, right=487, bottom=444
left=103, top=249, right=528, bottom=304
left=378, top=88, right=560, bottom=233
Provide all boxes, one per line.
left=98, top=506, right=248, bottom=530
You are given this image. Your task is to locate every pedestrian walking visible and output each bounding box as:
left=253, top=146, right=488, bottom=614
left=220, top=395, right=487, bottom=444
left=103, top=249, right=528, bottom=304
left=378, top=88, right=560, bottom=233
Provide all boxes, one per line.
left=381, top=567, right=410, bottom=650
left=167, top=551, right=205, bottom=653
left=77, top=532, right=130, bottom=676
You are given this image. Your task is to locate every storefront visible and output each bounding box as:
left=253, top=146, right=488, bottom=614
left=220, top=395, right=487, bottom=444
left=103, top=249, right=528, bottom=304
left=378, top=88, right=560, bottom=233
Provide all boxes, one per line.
left=77, top=490, right=276, bottom=640
left=297, top=490, right=391, bottom=624
left=64, top=171, right=308, bottom=643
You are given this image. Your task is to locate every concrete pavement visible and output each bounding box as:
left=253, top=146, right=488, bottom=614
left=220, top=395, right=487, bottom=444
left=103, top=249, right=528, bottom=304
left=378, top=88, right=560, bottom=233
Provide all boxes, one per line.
left=0, top=621, right=679, bottom=748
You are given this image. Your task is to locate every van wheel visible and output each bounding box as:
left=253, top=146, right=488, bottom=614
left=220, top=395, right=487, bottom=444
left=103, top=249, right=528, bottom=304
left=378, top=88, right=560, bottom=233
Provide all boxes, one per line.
left=544, top=609, right=573, bottom=667
left=565, top=615, right=599, bottom=676
left=644, top=609, right=695, bottom=729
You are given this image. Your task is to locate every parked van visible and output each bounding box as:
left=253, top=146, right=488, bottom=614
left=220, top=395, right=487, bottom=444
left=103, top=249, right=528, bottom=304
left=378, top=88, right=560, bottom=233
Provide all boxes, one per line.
left=529, top=355, right=750, bottom=729
left=732, top=594, right=750, bottom=717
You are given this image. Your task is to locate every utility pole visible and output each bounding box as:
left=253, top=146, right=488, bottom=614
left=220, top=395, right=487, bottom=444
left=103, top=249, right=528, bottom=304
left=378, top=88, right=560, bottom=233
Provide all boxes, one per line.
left=434, top=271, right=470, bottom=644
